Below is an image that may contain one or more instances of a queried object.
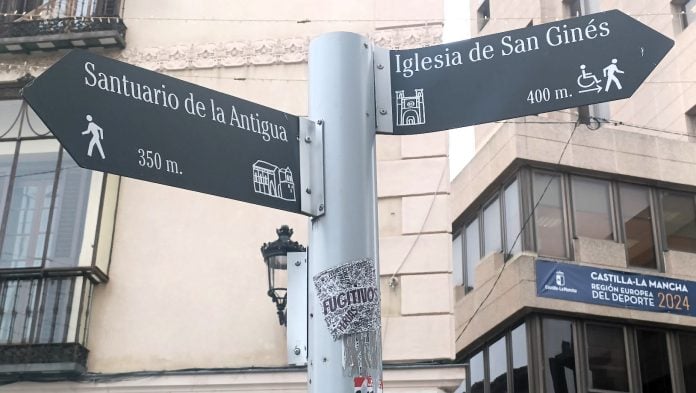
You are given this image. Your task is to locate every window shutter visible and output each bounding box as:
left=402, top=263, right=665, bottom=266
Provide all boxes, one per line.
left=48, top=159, right=91, bottom=267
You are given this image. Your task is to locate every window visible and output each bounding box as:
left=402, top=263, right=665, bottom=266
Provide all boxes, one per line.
left=0, top=143, right=91, bottom=270
left=662, top=192, right=696, bottom=253
left=637, top=329, right=672, bottom=393
left=0, top=277, right=93, bottom=345
left=511, top=324, right=529, bottom=393
left=571, top=176, right=614, bottom=241
left=504, top=180, right=521, bottom=255
left=489, top=336, right=508, bottom=393
left=477, top=0, right=490, bottom=31
left=586, top=324, right=629, bottom=392
left=563, top=0, right=584, bottom=18
left=452, top=233, right=464, bottom=286
left=470, top=350, right=486, bottom=393
left=680, top=332, right=696, bottom=392
left=543, top=318, right=576, bottom=393
left=464, top=323, right=530, bottom=393
left=483, top=198, right=502, bottom=257
left=0, top=85, right=117, bottom=377
left=0, top=0, right=122, bottom=20
left=619, top=184, right=658, bottom=269
left=461, top=316, right=696, bottom=393
left=672, top=0, right=695, bottom=32
left=455, top=176, right=524, bottom=295
left=533, top=172, right=568, bottom=259
left=687, top=104, right=696, bottom=140
left=465, top=218, right=480, bottom=292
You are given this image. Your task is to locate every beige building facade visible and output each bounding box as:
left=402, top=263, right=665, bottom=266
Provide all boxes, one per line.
left=452, top=0, right=696, bottom=392
left=0, top=0, right=464, bottom=392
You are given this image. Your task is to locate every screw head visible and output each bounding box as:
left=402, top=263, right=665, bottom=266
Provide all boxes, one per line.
left=305, top=188, right=311, bottom=194
left=304, top=136, right=312, bottom=143
left=294, top=347, right=301, bottom=355
left=377, top=64, right=384, bottom=70
left=319, top=204, right=324, bottom=212
left=379, top=109, right=388, bottom=115
left=294, top=260, right=301, bottom=266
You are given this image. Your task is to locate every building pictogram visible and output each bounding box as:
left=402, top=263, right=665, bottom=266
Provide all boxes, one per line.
left=395, top=89, right=425, bottom=126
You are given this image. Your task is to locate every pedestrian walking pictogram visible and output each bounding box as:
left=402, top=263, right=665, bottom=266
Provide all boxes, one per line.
left=603, top=58, right=624, bottom=91
left=82, top=114, right=105, bottom=159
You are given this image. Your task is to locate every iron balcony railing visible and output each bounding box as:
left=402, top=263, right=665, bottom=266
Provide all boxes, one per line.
left=0, top=0, right=125, bottom=52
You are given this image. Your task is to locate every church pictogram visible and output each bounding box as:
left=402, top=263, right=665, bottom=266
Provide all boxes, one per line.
left=395, top=89, right=425, bottom=127
left=252, top=160, right=296, bottom=202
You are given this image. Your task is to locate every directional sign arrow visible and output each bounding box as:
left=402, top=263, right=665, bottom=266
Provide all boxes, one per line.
left=22, top=50, right=315, bottom=215
left=375, top=9, right=674, bottom=134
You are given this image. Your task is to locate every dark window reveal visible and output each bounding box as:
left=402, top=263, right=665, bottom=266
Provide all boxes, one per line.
left=543, top=318, right=576, bottom=393
left=662, top=192, right=696, bottom=253
left=637, top=329, right=673, bottom=393
left=619, top=184, right=658, bottom=269
left=586, top=324, right=629, bottom=392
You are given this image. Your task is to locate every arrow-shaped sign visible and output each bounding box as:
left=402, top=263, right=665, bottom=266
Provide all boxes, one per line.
left=375, top=10, right=674, bottom=134
left=22, top=50, right=320, bottom=215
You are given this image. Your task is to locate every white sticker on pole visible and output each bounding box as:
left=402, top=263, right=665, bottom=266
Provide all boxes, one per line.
left=313, top=258, right=381, bottom=340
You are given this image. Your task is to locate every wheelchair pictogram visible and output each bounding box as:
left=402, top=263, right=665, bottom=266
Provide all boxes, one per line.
left=577, top=64, right=602, bottom=94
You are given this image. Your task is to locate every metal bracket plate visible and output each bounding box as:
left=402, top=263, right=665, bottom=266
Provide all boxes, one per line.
left=299, top=118, right=325, bottom=217
left=373, top=46, right=393, bottom=134
left=286, top=251, right=307, bottom=366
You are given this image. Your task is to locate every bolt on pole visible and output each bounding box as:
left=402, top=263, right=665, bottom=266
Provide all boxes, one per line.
left=307, top=32, right=381, bottom=393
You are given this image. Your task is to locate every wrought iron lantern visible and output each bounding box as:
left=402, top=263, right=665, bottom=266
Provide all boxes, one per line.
left=260, top=225, right=306, bottom=326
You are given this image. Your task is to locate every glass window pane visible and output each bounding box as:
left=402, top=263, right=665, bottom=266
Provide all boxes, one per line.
left=0, top=142, right=15, bottom=228
left=511, top=323, right=529, bottom=393
left=662, top=192, right=696, bottom=253
left=489, top=336, right=508, bottom=393
left=0, top=279, right=39, bottom=344
left=469, top=351, right=485, bottom=393
left=465, top=219, right=480, bottom=291
left=0, top=144, right=59, bottom=269
left=504, top=180, right=522, bottom=254
left=586, top=324, right=629, bottom=392
left=37, top=278, right=74, bottom=344
left=534, top=173, right=567, bottom=258
left=619, top=184, right=657, bottom=269
left=542, top=318, right=576, bottom=393
left=45, top=152, right=92, bottom=268
left=0, top=100, right=23, bottom=139
left=680, top=332, right=696, bottom=393
left=572, top=176, right=613, bottom=240
left=452, top=233, right=464, bottom=286
left=637, top=329, right=672, bottom=393
left=484, top=198, right=502, bottom=256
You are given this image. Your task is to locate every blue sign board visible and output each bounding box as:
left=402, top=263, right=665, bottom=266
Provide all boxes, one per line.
left=536, top=259, right=695, bottom=317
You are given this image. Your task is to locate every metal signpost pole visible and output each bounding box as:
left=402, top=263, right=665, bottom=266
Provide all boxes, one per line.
left=307, top=32, right=380, bottom=392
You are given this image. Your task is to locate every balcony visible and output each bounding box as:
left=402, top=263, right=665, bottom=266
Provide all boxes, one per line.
left=0, top=275, right=93, bottom=381
left=0, top=0, right=126, bottom=54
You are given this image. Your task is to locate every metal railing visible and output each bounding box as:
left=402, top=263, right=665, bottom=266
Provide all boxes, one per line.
left=9, top=0, right=121, bottom=21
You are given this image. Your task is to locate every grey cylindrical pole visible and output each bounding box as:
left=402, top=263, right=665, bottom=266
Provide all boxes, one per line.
left=307, top=32, right=380, bottom=393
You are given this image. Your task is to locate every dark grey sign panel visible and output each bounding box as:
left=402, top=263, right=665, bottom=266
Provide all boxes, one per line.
left=377, top=10, right=674, bottom=134
left=22, top=50, right=304, bottom=214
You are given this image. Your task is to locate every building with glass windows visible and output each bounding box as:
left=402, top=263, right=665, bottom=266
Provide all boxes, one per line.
left=451, top=1, right=696, bottom=393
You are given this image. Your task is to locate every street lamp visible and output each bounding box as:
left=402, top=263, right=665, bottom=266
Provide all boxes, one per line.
left=260, top=225, right=306, bottom=326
